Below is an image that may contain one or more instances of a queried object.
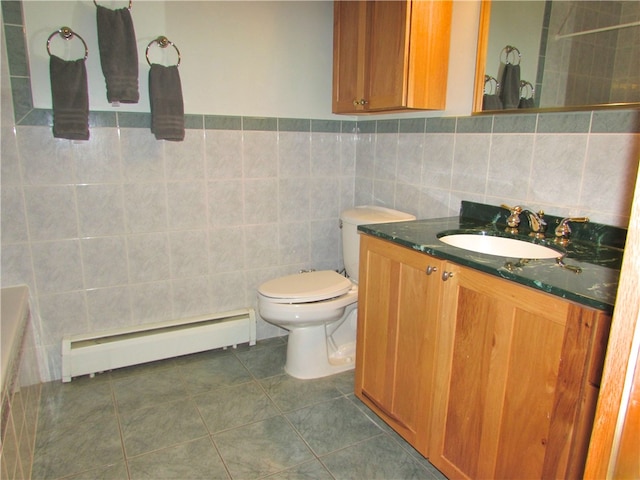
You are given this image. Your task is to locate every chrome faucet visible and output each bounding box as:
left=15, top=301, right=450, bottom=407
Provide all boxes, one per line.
left=554, top=217, right=589, bottom=246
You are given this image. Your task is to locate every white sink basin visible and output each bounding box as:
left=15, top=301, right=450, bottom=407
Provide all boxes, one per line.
left=439, top=234, right=562, bottom=259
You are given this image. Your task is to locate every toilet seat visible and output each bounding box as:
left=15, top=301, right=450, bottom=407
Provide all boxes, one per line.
left=258, top=270, right=352, bottom=304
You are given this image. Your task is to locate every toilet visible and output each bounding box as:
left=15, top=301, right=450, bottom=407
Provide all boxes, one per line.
left=257, top=206, right=416, bottom=379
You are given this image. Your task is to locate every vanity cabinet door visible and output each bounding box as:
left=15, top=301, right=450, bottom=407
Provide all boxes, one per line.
left=430, top=263, right=611, bottom=479
left=332, top=0, right=452, bottom=114
left=355, top=235, right=443, bottom=456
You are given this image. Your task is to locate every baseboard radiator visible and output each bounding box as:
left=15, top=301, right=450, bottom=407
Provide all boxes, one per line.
left=62, top=308, right=256, bottom=382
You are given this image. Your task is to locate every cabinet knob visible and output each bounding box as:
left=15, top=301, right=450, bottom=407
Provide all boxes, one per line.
left=353, top=98, right=368, bottom=106
left=426, top=265, right=438, bottom=275
left=442, top=271, right=454, bottom=281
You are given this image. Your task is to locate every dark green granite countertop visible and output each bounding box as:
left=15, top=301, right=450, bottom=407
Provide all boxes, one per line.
left=358, top=202, right=625, bottom=313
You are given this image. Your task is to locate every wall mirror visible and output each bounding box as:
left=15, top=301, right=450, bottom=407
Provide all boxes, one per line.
left=473, top=0, right=640, bottom=114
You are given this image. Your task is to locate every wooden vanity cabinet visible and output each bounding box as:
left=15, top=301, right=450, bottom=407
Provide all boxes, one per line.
left=355, top=234, right=444, bottom=455
left=356, top=235, right=611, bottom=478
left=429, top=263, right=611, bottom=479
left=332, top=0, right=452, bottom=114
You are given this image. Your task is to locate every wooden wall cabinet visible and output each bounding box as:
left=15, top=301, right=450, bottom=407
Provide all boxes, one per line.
left=332, top=0, right=452, bottom=114
left=356, top=235, right=611, bottom=478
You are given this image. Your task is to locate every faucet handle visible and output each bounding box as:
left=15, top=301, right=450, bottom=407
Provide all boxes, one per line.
left=554, top=217, right=589, bottom=245
left=501, top=204, right=522, bottom=233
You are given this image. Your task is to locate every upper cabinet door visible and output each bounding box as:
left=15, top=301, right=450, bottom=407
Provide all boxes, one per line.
left=332, top=0, right=452, bottom=114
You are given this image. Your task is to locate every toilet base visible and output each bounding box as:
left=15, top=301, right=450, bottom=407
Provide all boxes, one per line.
left=284, top=306, right=357, bottom=379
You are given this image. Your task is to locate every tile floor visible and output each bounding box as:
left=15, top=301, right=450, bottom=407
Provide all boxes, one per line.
left=32, top=337, right=447, bottom=479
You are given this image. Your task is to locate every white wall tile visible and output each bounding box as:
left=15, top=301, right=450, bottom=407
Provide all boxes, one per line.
left=76, top=184, right=126, bottom=236
left=243, top=131, right=278, bottom=178
left=244, top=178, right=279, bottom=224
left=529, top=134, right=587, bottom=207
left=207, top=180, right=244, bottom=226
left=169, top=230, right=209, bottom=278
left=120, top=129, right=165, bottom=182
left=123, top=182, right=168, bottom=233
left=1, top=186, right=28, bottom=243
left=126, top=233, right=171, bottom=283
left=208, top=226, right=245, bottom=273
left=164, top=129, right=205, bottom=180
left=311, top=132, right=340, bottom=177
left=205, top=130, right=243, bottom=179
left=81, top=236, right=129, bottom=288
left=166, top=180, right=207, bottom=230
left=278, top=132, right=311, bottom=177
left=86, top=286, right=132, bottom=331
left=24, top=185, right=78, bottom=241
left=73, top=129, right=123, bottom=184
left=31, top=240, right=83, bottom=294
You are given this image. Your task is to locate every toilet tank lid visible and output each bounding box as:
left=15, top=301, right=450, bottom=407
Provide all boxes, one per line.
left=258, top=270, right=352, bottom=303
left=341, top=206, right=416, bottom=226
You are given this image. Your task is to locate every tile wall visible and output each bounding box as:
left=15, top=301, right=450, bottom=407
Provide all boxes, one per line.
left=2, top=1, right=640, bottom=382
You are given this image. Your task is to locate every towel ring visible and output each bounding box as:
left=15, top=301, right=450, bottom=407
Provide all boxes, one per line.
left=519, top=80, right=535, bottom=99
left=500, top=45, right=521, bottom=65
left=93, top=0, right=132, bottom=9
left=145, top=36, right=181, bottom=67
left=46, top=27, right=88, bottom=61
left=484, top=75, right=500, bottom=95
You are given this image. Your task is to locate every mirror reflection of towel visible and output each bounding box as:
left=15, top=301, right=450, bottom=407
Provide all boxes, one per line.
left=49, top=55, right=89, bottom=140
left=518, top=97, right=535, bottom=109
left=483, top=94, right=503, bottom=111
left=96, top=5, right=139, bottom=103
left=149, top=64, right=185, bottom=141
left=500, top=63, right=520, bottom=109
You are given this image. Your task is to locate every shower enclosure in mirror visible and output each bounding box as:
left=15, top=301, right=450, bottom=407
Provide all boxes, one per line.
left=473, top=0, right=640, bottom=113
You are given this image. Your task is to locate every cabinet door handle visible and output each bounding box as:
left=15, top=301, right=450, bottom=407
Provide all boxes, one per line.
left=426, top=265, right=438, bottom=275
left=442, top=271, right=454, bottom=281
left=353, top=98, right=368, bottom=106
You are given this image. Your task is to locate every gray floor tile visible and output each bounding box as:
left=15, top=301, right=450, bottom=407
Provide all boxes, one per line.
left=127, top=437, right=229, bottom=480
left=178, top=352, right=253, bottom=394
left=266, top=459, right=334, bottom=480
left=65, top=462, right=129, bottom=480
left=330, top=370, right=356, bottom=395
left=235, top=343, right=287, bottom=378
left=37, top=377, right=115, bottom=433
left=120, top=398, right=209, bottom=457
left=260, top=374, right=345, bottom=412
left=212, top=415, right=314, bottom=479
left=112, top=367, right=187, bottom=412
left=286, top=397, right=383, bottom=456
left=32, top=410, right=124, bottom=479
left=195, top=381, right=279, bottom=433
left=321, top=434, right=433, bottom=480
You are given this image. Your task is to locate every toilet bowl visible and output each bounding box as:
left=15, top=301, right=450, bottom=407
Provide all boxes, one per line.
left=258, top=270, right=359, bottom=379
left=257, top=206, right=416, bottom=379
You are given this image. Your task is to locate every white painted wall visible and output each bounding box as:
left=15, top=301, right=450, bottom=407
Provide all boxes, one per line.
left=24, top=0, right=480, bottom=119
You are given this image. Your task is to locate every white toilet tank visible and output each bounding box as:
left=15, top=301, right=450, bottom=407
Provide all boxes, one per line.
left=340, top=206, right=416, bottom=283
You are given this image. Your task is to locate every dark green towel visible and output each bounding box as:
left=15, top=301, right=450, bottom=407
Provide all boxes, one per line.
left=96, top=5, right=139, bottom=103
left=149, top=64, right=185, bottom=141
left=500, top=63, right=520, bottom=109
left=49, top=55, right=89, bottom=140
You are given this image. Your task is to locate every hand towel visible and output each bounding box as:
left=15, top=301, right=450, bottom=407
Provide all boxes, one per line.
left=49, top=55, right=89, bottom=140
left=499, top=63, right=521, bottom=109
left=96, top=5, right=139, bottom=103
left=483, top=93, right=503, bottom=111
left=518, top=97, right=535, bottom=109
left=149, top=64, right=185, bottom=141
